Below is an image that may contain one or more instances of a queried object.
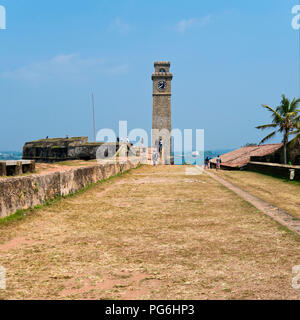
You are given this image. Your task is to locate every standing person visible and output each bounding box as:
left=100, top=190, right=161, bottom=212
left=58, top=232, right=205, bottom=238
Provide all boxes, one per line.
left=204, top=156, right=210, bottom=169
left=216, top=155, right=221, bottom=170
left=152, top=151, right=159, bottom=166
left=159, top=138, right=163, bottom=153
left=156, top=139, right=159, bottom=152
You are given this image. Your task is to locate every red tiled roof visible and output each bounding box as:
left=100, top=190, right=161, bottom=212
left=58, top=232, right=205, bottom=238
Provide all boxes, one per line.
left=211, top=144, right=283, bottom=168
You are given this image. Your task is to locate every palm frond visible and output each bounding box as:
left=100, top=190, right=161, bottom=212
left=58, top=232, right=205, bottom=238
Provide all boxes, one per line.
left=258, top=95, right=300, bottom=146
left=256, top=123, right=277, bottom=130
left=289, top=132, right=300, bottom=147
left=279, top=94, right=290, bottom=114
left=261, top=104, right=283, bottom=122
left=286, top=111, right=299, bottom=117
left=259, top=131, right=276, bottom=144
left=290, top=98, right=300, bottom=112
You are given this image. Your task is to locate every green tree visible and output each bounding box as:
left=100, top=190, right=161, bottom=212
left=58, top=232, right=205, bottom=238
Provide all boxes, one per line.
left=256, top=94, right=300, bottom=164
left=290, top=117, right=300, bottom=145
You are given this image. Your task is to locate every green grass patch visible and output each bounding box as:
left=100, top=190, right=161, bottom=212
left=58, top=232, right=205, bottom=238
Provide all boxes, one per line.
left=246, top=169, right=300, bottom=186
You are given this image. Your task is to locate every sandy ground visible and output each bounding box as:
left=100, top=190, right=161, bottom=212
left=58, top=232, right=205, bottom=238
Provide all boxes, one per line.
left=0, top=165, right=300, bottom=300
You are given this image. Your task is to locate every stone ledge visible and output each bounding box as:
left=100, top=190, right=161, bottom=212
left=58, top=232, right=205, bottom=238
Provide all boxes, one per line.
left=0, top=160, right=35, bottom=177
left=0, top=160, right=140, bottom=218
left=247, top=162, right=300, bottom=180
left=249, top=161, right=300, bottom=169
left=152, top=73, right=173, bottom=80
left=154, top=61, right=170, bottom=65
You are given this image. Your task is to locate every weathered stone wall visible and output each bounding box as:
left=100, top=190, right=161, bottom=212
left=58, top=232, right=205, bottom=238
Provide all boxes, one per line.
left=247, top=162, right=300, bottom=180
left=0, top=160, right=140, bottom=218
left=68, top=143, right=126, bottom=161
left=23, top=137, right=89, bottom=162
left=23, top=137, right=130, bottom=163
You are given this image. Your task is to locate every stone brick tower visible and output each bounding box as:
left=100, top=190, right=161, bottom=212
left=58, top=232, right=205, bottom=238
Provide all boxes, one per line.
left=152, top=61, right=173, bottom=164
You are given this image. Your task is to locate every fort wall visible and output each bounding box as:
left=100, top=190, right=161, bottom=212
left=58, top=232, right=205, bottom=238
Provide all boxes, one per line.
left=0, top=160, right=140, bottom=218
left=247, top=161, right=300, bottom=181
left=22, top=137, right=126, bottom=163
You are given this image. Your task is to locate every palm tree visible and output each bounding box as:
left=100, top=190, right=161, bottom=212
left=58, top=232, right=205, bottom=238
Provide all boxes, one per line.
left=256, top=94, right=300, bottom=164
left=290, top=119, right=300, bottom=146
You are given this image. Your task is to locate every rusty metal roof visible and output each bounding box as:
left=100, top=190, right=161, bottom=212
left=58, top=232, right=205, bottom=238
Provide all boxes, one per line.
left=210, top=144, right=283, bottom=168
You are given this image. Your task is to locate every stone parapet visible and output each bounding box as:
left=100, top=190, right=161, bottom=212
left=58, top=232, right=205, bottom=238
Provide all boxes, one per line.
left=22, top=137, right=131, bottom=163
left=0, top=160, right=140, bottom=218
left=0, top=160, right=35, bottom=177
left=247, top=162, right=300, bottom=180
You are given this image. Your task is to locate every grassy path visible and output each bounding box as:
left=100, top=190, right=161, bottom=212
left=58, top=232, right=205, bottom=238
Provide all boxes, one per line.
left=0, top=165, right=300, bottom=299
left=206, top=170, right=300, bottom=235
left=213, top=170, right=300, bottom=219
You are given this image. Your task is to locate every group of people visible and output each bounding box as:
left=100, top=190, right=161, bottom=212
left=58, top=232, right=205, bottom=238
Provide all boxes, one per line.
left=204, top=155, right=222, bottom=170
left=116, top=137, right=130, bottom=144
left=152, top=140, right=222, bottom=169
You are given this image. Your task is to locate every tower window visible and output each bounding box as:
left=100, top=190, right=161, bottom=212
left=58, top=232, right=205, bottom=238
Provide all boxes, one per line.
left=159, top=68, right=166, bottom=73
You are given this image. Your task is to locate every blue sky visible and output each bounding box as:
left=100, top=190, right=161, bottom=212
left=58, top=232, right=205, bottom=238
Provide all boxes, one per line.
left=0, top=0, right=299, bottom=151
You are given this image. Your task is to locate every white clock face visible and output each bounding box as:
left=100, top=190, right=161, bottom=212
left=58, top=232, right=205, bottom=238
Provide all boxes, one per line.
left=158, top=81, right=167, bottom=91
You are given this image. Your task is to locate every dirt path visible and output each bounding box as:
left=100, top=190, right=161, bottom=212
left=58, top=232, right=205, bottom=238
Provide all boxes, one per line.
left=0, top=165, right=300, bottom=300
left=205, top=170, right=300, bottom=235
left=211, top=169, right=300, bottom=219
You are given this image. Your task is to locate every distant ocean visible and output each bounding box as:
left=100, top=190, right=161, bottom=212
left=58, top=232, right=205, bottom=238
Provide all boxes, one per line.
left=0, top=151, right=22, bottom=161
left=0, top=149, right=233, bottom=164
left=173, top=149, right=233, bottom=165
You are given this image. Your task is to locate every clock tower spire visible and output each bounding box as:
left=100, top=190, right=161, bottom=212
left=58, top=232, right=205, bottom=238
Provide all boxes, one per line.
left=152, top=61, right=173, bottom=164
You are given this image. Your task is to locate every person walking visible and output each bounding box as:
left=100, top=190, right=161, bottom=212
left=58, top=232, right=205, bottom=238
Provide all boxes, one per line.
left=204, top=156, right=210, bottom=169
left=216, top=155, right=221, bottom=170
left=152, top=151, right=159, bottom=166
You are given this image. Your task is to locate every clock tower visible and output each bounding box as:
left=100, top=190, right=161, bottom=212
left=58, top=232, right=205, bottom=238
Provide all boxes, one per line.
left=152, top=61, right=173, bottom=164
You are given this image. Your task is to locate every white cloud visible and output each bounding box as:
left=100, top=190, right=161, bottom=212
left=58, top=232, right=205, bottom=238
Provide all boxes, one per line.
left=110, top=17, right=130, bottom=35
left=176, top=16, right=211, bottom=34
left=107, top=64, right=129, bottom=76
left=176, top=18, right=197, bottom=34
left=1, top=54, right=128, bottom=85
left=52, top=54, right=78, bottom=63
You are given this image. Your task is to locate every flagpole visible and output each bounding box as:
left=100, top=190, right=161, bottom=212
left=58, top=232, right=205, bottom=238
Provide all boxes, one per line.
left=91, top=93, right=96, bottom=143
